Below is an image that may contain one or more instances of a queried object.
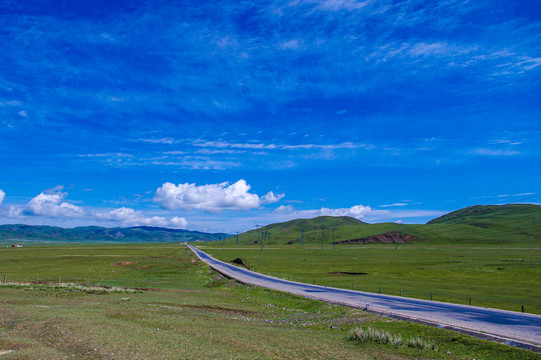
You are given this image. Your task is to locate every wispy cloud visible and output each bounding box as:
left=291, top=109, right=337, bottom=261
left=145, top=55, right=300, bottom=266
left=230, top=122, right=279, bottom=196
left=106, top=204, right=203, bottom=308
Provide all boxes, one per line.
left=379, top=203, right=408, bottom=207
left=139, top=138, right=178, bottom=144
left=77, top=153, right=133, bottom=158
left=150, top=159, right=242, bottom=170
left=469, top=148, right=521, bottom=156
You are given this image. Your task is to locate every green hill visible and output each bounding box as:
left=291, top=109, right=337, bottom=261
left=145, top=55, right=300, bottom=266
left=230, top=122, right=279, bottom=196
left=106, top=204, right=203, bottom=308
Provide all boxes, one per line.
left=227, top=204, right=541, bottom=246
left=0, top=224, right=230, bottom=244
left=427, top=204, right=540, bottom=225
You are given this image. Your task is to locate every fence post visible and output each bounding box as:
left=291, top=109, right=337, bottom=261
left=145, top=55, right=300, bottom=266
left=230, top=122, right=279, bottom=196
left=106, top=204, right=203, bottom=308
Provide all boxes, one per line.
left=35, top=276, right=38, bottom=285
left=3, top=274, right=6, bottom=285
left=59, top=275, right=62, bottom=284
left=430, top=292, right=433, bottom=301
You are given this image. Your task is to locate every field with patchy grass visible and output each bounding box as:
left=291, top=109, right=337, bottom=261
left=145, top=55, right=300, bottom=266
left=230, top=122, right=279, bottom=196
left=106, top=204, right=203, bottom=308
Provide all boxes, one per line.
left=203, top=243, right=541, bottom=315
left=1, top=243, right=539, bottom=359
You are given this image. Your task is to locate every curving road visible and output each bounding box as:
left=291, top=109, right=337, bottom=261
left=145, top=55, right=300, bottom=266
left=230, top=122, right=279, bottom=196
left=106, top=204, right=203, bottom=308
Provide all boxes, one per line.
left=189, top=245, right=541, bottom=352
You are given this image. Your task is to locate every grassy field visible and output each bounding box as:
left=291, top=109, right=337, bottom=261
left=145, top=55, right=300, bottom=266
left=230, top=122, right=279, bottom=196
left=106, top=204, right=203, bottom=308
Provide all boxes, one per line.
left=202, top=243, right=541, bottom=315
left=0, top=243, right=539, bottom=359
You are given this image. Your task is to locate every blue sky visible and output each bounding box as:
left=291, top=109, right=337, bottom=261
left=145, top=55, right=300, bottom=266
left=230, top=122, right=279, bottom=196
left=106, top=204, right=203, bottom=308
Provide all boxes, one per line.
left=0, top=0, right=540, bottom=233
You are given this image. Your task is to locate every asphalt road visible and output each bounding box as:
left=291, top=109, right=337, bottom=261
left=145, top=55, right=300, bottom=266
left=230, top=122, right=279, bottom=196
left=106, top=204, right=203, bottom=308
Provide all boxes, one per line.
left=189, top=245, right=541, bottom=351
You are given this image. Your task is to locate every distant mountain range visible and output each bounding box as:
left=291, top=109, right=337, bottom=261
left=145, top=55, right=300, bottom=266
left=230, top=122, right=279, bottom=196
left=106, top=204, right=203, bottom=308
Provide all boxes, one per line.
left=1, top=204, right=539, bottom=245
left=0, top=224, right=230, bottom=244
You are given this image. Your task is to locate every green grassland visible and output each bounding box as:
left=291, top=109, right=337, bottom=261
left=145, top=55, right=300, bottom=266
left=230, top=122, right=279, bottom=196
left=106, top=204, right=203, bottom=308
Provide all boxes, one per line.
left=1, top=244, right=538, bottom=359
left=202, top=243, right=541, bottom=314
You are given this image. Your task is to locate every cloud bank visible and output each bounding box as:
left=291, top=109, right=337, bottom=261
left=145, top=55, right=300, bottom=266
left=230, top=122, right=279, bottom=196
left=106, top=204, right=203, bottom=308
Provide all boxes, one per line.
left=95, top=207, right=188, bottom=229
left=153, top=179, right=283, bottom=212
left=0, top=188, right=188, bottom=229
left=274, top=204, right=372, bottom=219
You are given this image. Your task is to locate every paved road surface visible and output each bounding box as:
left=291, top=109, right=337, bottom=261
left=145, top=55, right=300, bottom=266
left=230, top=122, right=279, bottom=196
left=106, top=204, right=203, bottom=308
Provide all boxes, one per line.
left=189, top=245, right=541, bottom=352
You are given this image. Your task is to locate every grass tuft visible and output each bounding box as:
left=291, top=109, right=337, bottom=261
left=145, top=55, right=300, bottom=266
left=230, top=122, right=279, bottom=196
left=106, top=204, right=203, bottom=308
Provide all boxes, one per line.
left=350, top=326, right=437, bottom=351
left=406, top=336, right=439, bottom=351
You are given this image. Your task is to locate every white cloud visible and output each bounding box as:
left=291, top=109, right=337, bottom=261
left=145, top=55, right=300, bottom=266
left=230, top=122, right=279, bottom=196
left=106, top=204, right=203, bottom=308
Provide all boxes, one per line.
left=261, top=191, right=285, bottom=204
left=274, top=205, right=295, bottom=214
left=169, top=216, right=189, bottom=228
left=154, top=179, right=281, bottom=212
left=151, top=159, right=241, bottom=170
left=77, top=153, right=133, bottom=158
left=311, top=0, right=370, bottom=11
left=470, top=148, right=520, bottom=156
left=0, top=100, right=22, bottom=106
left=273, top=204, right=372, bottom=219
left=0, top=190, right=4, bottom=205
left=139, top=137, right=178, bottom=144
left=365, top=209, right=446, bottom=222
left=193, top=139, right=372, bottom=151
left=24, top=190, right=85, bottom=218
left=279, top=39, right=301, bottom=50
left=7, top=205, right=23, bottom=218
left=379, top=203, right=408, bottom=207
left=193, top=140, right=277, bottom=150
left=94, top=207, right=188, bottom=229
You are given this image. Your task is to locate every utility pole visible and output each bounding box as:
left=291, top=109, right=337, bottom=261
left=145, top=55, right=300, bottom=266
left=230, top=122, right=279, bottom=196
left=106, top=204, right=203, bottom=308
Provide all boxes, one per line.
left=264, top=226, right=270, bottom=247
left=321, top=227, right=325, bottom=250
left=332, top=227, right=335, bottom=250
left=236, top=232, right=239, bottom=245
left=255, top=224, right=264, bottom=250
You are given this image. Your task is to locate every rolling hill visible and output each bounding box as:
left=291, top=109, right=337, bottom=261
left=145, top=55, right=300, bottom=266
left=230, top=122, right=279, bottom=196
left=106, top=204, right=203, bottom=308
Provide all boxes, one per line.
left=228, top=204, right=541, bottom=246
left=427, top=204, right=540, bottom=225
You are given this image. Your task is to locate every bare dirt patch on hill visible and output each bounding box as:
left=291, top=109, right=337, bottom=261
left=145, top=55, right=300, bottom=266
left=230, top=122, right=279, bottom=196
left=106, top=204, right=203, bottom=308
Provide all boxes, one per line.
left=336, top=231, right=416, bottom=244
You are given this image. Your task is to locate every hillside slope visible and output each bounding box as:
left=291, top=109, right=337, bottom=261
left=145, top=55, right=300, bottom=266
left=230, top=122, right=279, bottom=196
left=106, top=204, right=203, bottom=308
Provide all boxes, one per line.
left=427, top=204, right=540, bottom=225
left=229, top=205, right=541, bottom=246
